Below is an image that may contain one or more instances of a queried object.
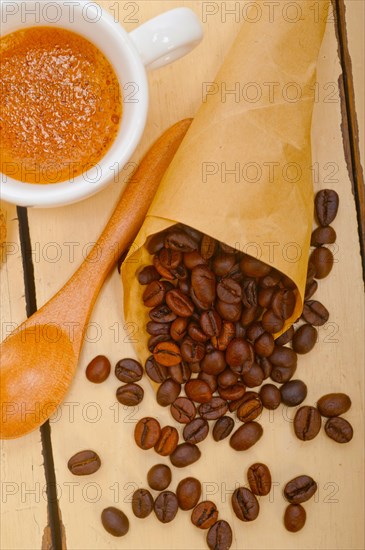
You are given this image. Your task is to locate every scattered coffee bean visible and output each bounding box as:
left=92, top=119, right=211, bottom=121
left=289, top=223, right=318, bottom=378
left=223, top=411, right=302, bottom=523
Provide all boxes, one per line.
left=157, top=379, right=181, bottom=406
left=101, top=507, right=129, bottom=537
left=191, top=501, right=218, bottom=529
left=315, top=189, right=339, bottom=226
left=170, top=397, right=196, bottom=423
left=230, top=422, right=263, bottom=451
left=311, top=226, right=336, bottom=246
left=153, top=341, right=182, bottom=367
left=317, top=393, right=351, bottom=417
left=115, top=358, right=143, bottom=383
left=67, top=450, right=101, bottom=476
left=310, top=246, right=334, bottom=279
left=147, top=464, right=172, bottom=491
left=247, top=463, right=272, bottom=496
left=176, top=477, right=201, bottom=510
left=154, top=426, right=179, bottom=456
left=116, top=383, right=144, bottom=406
left=199, top=397, right=228, bottom=420
left=154, top=491, right=179, bottom=523
left=132, top=489, right=154, bottom=518
left=170, top=442, right=201, bottom=468
left=213, top=416, right=235, bottom=441
left=284, top=504, right=306, bottom=532
left=325, top=417, right=353, bottom=443
left=275, top=326, right=295, bottom=346
left=145, top=356, right=168, bottom=383
left=85, top=355, right=110, bottom=383
left=259, top=384, right=281, bottom=409
left=185, top=379, right=213, bottom=403
left=284, top=475, right=317, bottom=504
left=294, top=406, right=322, bottom=441
left=183, top=418, right=209, bottom=444
left=134, top=418, right=161, bottom=450
left=302, top=300, right=329, bottom=326
left=236, top=392, right=262, bottom=422
left=292, top=324, right=317, bottom=354
left=280, top=380, right=307, bottom=407
left=232, top=487, right=259, bottom=521
left=206, top=520, right=233, bottom=550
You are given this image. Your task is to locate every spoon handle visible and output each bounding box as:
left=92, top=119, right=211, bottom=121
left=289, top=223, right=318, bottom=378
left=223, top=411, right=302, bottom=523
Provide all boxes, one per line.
left=36, top=119, right=192, bottom=338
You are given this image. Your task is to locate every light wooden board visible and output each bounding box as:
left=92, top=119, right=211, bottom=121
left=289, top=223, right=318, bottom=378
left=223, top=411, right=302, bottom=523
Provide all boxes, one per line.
left=0, top=202, right=48, bottom=549
left=5, top=1, right=365, bottom=549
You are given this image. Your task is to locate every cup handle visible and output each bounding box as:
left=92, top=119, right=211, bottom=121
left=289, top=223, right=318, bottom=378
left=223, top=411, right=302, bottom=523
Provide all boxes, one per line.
left=129, top=7, right=203, bottom=71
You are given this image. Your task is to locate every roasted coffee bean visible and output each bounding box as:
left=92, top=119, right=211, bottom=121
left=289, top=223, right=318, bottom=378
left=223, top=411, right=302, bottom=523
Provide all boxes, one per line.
left=217, top=278, right=242, bottom=304
left=181, top=337, right=206, bottom=362
left=226, top=338, right=254, bottom=373
left=220, top=242, right=237, bottom=254
left=185, top=379, right=212, bottom=403
left=213, top=416, right=235, bottom=441
left=157, top=379, right=181, bottom=406
left=219, top=383, right=246, bottom=401
left=270, top=346, right=297, bottom=369
left=305, top=279, right=318, bottom=300
left=153, top=255, right=174, bottom=279
left=241, top=278, right=257, bottom=308
left=137, top=265, right=161, bottom=285
left=200, top=310, right=222, bottom=337
left=68, top=450, right=101, bottom=475
left=271, top=289, right=296, bottom=320
left=257, top=286, right=276, bottom=309
left=254, top=332, right=275, bottom=357
left=211, top=321, right=235, bottom=350
left=284, top=504, right=306, bottom=532
left=275, top=326, right=294, bottom=346
left=284, top=475, right=317, bottom=503
left=217, top=368, right=239, bottom=388
left=281, top=275, right=297, bottom=290
left=310, top=246, right=334, bottom=279
left=241, top=363, right=264, bottom=387
left=232, top=487, right=259, bottom=521
left=246, top=322, right=265, bottom=342
left=189, top=322, right=209, bottom=342
left=201, top=349, right=226, bottom=375
left=132, top=489, right=154, bottom=518
left=153, top=341, right=182, bottom=367
left=315, top=189, right=339, bottom=226
left=165, top=230, right=198, bottom=252
left=146, top=321, right=171, bottom=336
left=311, top=226, right=336, bottom=246
left=183, top=418, right=209, bottom=444
left=147, top=464, right=172, bottom=491
left=184, top=250, right=206, bottom=270
left=170, top=318, right=189, bottom=341
left=325, top=417, right=353, bottom=443
left=240, top=255, right=271, bottom=278
left=116, top=383, right=144, bottom=406
left=170, top=442, right=201, bottom=468
left=154, top=491, right=179, bottom=523
left=198, top=371, right=218, bottom=393
left=257, top=356, right=272, bottom=379
left=166, top=289, right=194, bottom=317
left=191, top=265, right=216, bottom=309
left=143, top=280, right=166, bottom=307
left=261, top=309, right=284, bottom=333
left=237, top=393, right=262, bottom=422
left=292, top=324, right=317, bottom=354
left=230, top=421, right=263, bottom=451
left=159, top=248, right=182, bottom=269
left=180, top=224, right=203, bottom=243
left=207, top=520, right=233, bottom=550
left=169, top=362, right=191, bottom=384
left=85, top=355, right=111, bottom=383
left=280, top=380, right=307, bottom=406
left=199, top=397, right=228, bottom=420
left=201, top=234, right=217, bottom=260
left=247, top=463, right=272, bottom=496
left=147, top=231, right=165, bottom=254
left=145, top=356, right=168, bottom=383
left=216, top=299, right=242, bottom=322
left=302, top=300, right=329, bottom=326
left=148, top=334, right=168, bottom=352
left=212, top=253, right=236, bottom=277
left=191, top=501, right=218, bottom=529
left=241, top=305, right=261, bottom=326
left=154, top=426, right=179, bottom=456
left=176, top=477, right=201, bottom=510
left=134, top=417, right=161, bottom=450
left=149, top=304, right=177, bottom=323
left=170, top=397, right=196, bottom=423
left=261, top=269, right=282, bottom=288
left=101, top=507, right=129, bottom=537
left=190, top=362, right=202, bottom=373
left=317, top=393, right=351, bottom=417
left=259, top=384, right=281, bottom=409
left=294, top=406, right=322, bottom=441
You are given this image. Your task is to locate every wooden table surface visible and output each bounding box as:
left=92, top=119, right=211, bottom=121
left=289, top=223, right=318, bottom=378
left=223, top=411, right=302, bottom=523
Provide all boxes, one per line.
left=1, top=1, right=364, bottom=549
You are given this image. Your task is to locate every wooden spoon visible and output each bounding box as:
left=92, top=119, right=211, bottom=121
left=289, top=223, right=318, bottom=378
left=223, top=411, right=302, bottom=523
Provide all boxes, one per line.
left=0, top=119, right=192, bottom=439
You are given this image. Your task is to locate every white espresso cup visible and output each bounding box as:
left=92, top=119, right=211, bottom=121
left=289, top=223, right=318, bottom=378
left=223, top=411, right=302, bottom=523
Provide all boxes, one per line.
left=0, top=1, right=203, bottom=207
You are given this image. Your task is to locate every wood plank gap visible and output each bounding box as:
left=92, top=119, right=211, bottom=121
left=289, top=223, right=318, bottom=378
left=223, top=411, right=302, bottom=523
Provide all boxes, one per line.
left=334, top=0, right=365, bottom=277
left=16, top=206, right=64, bottom=550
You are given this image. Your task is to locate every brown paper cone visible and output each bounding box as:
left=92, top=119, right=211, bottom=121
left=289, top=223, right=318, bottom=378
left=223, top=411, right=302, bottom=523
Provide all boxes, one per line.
left=122, top=0, right=329, bottom=374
